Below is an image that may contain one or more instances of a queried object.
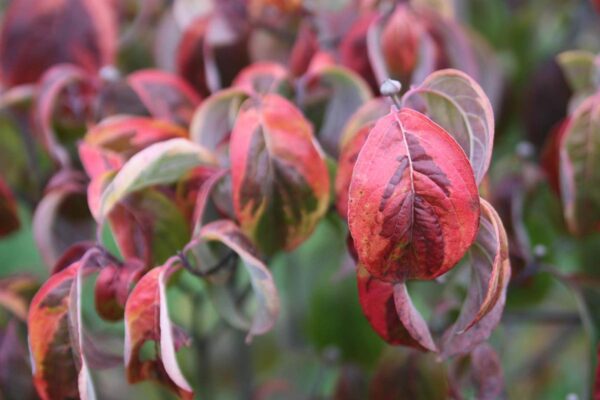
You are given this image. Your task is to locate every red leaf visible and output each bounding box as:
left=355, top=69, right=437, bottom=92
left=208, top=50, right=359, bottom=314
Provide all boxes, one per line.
left=540, top=118, right=569, bottom=196
left=0, top=0, right=117, bottom=87
left=233, top=62, right=290, bottom=95
left=440, top=199, right=510, bottom=358
left=230, top=94, right=330, bottom=255
left=35, top=64, right=96, bottom=167
left=381, top=5, right=422, bottom=84
left=339, top=13, right=379, bottom=92
left=127, top=69, right=202, bottom=126
left=357, top=264, right=436, bottom=351
left=28, top=261, right=95, bottom=399
left=124, top=260, right=193, bottom=399
left=289, top=22, right=319, bottom=78
left=0, top=175, right=20, bottom=237
left=95, top=258, right=145, bottom=321
left=348, top=108, right=480, bottom=282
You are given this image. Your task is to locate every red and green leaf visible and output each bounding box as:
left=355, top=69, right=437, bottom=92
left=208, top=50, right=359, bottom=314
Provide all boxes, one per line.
left=230, top=94, right=330, bottom=255
left=559, top=94, right=600, bottom=234
left=124, top=260, right=193, bottom=399
left=440, top=199, right=510, bottom=358
left=0, top=0, right=117, bottom=87
left=403, top=69, right=495, bottom=184
left=127, top=69, right=202, bottom=126
left=348, top=108, right=480, bottom=282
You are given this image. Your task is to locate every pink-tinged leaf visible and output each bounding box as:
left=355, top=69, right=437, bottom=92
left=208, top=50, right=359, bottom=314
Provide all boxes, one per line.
left=28, top=262, right=94, bottom=400
left=233, top=62, right=290, bottom=95
left=469, top=343, right=505, bottom=400
left=0, top=0, right=117, bottom=87
left=403, top=69, right=495, bottom=184
left=302, top=65, right=372, bottom=157
left=440, top=199, right=510, bottom=358
left=381, top=5, right=422, bottom=84
left=191, top=168, right=229, bottom=234
left=357, top=264, right=436, bottom=351
left=348, top=108, right=480, bottom=282
left=35, top=64, right=96, bottom=167
left=540, top=118, right=570, bottom=195
left=339, top=13, right=379, bottom=92
left=95, top=258, right=144, bottom=321
left=190, top=88, right=248, bottom=160
left=96, top=138, right=216, bottom=220
left=193, top=220, right=280, bottom=341
left=288, top=22, right=319, bottom=78
left=83, top=116, right=188, bottom=161
left=559, top=94, right=600, bottom=235
left=78, top=141, right=124, bottom=179
left=0, top=175, right=20, bottom=237
left=33, top=171, right=96, bottom=268
left=230, top=94, right=330, bottom=255
left=127, top=69, right=202, bottom=126
left=0, top=274, right=38, bottom=321
left=336, top=98, right=390, bottom=219
left=124, top=261, right=193, bottom=399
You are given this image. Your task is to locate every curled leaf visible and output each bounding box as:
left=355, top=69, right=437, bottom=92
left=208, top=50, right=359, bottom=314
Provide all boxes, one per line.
left=96, top=138, right=216, bottom=220
left=403, top=69, right=495, bottom=184
left=94, top=258, right=144, bottom=321
left=124, top=260, right=193, bottom=399
left=348, top=108, right=480, bottom=282
left=230, top=94, right=330, bottom=255
left=188, top=219, right=280, bottom=341
left=127, top=69, right=202, bottom=126
left=357, top=264, right=436, bottom=351
left=440, top=199, right=510, bottom=358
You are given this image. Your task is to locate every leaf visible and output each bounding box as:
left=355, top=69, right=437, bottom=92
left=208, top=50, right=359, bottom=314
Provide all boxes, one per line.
left=559, top=94, right=600, bottom=235
left=96, top=138, right=216, bottom=220
left=127, top=69, right=202, bottom=126
left=0, top=0, right=117, bottom=86
left=381, top=4, right=423, bottom=84
left=0, top=274, right=38, bottom=321
left=0, top=320, right=38, bottom=400
left=124, top=260, right=193, bottom=400
left=28, top=262, right=95, bottom=400
left=440, top=199, right=510, bottom=358
left=94, top=258, right=144, bottom=321
left=357, top=264, right=436, bottom=351
left=35, top=64, right=94, bottom=167
left=540, top=118, right=570, bottom=195
left=232, top=62, right=291, bottom=95
left=195, top=219, right=280, bottom=341
left=0, top=175, right=20, bottom=237
left=557, top=50, right=598, bottom=94
left=33, top=171, right=96, bottom=268
left=403, top=69, right=495, bottom=184
left=348, top=108, right=480, bottom=282
left=230, top=94, right=330, bottom=255
left=339, top=12, right=378, bottom=92
left=469, top=343, right=505, bottom=400
left=189, top=87, right=248, bottom=156
left=335, top=98, right=390, bottom=219
left=302, top=65, right=373, bottom=156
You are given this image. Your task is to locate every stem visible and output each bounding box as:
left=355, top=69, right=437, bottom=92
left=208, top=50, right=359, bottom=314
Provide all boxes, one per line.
left=380, top=79, right=403, bottom=109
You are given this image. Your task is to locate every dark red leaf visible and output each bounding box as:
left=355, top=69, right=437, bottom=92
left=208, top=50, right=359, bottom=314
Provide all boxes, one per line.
left=94, top=258, right=144, bottom=321
left=0, top=175, right=20, bottom=237
left=0, top=0, right=117, bottom=87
